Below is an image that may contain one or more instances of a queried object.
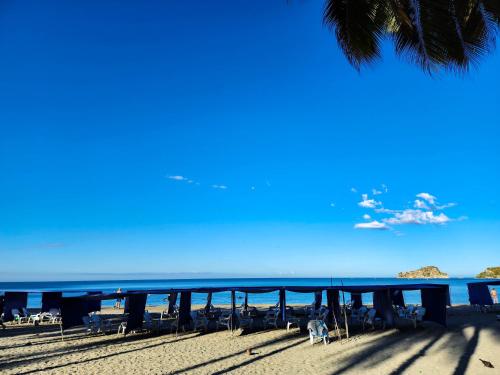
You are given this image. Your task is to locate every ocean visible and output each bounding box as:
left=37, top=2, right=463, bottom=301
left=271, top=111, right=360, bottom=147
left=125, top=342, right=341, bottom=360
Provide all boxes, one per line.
left=0, top=278, right=479, bottom=308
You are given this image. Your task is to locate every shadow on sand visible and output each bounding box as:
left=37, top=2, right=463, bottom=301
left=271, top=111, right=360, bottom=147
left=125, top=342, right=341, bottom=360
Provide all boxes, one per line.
left=1, top=307, right=499, bottom=374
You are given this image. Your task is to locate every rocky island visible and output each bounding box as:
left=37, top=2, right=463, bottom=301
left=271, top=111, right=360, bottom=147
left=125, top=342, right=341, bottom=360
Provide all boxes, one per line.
left=476, top=267, right=500, bottom=279
left=397, top=266, right=449, bottom=279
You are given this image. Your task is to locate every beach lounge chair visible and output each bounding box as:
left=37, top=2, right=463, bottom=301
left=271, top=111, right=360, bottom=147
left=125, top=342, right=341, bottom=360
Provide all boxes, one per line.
left=307, top=320, right=329, bottom=345
left=28, top=308, right=61, bottom=325
left=28, top=312, right=42, bottom=325
left=12, top=308, right=29, bottom=324
left=262, top=308, right=280, bottom=329
left=47, top=308, right=62, bottom=323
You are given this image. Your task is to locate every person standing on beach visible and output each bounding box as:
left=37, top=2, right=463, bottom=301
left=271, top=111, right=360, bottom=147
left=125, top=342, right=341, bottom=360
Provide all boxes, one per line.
left=491, top=288, right=498, bottom=304
left=0, top=295, right=5, bottom=329
left=114, top=288, right=123, bottom=309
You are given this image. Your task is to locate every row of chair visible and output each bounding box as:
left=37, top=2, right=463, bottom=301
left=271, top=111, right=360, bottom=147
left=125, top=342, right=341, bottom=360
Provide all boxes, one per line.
left=5, top=308, right=61, bottom=325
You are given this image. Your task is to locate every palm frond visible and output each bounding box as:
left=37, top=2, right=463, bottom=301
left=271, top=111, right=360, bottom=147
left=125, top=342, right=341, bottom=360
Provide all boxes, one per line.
left=323, top=0, right=500, bottom=73
left=324, top=0, right=387, bottom=70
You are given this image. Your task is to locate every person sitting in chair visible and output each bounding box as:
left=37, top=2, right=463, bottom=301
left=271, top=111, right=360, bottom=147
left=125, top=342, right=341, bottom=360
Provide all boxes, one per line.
left=491, top=288, right=498, bottom=304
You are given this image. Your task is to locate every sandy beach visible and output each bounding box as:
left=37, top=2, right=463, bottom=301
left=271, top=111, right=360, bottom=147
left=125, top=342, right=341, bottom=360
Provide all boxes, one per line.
left=1, top=305, right=498, bottom=375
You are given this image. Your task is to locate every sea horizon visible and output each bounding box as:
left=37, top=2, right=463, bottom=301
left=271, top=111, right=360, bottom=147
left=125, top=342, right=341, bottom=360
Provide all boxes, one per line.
left=0, top=277, right=487, bottom=307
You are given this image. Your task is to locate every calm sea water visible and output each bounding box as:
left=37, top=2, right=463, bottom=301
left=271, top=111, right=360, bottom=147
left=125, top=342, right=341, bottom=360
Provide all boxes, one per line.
left=0, top=278, right=476, bottom=308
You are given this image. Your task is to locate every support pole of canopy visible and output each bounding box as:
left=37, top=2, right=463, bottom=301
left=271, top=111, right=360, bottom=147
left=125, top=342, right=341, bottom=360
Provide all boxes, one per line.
left=327, top=289, right=341, bottom=341
left=340, top=282, right=349, bottom=339
left=230, top=290, right=236, bottom=332
left=205, top=292, right=213, bottom=314
left=279, top=289, right=287, bottom=325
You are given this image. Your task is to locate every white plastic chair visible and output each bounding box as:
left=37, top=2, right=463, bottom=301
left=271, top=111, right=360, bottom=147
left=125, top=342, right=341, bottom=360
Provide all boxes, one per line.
left=307, top=320, right=329, bottom=345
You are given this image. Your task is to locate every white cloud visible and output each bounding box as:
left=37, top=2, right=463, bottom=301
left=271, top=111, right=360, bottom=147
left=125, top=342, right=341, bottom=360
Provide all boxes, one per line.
left=384, top=209, right=451, bottom=225
left=355, top=190, right=463, bottom=233
left=416, top=193, right=437, bottom=205
left=330, top=203, right=336, bottom=208
left=354, top=221, right=389, bottom=230
left=212, top=184, right=228, bottom=190
left=382, top=184, right=388, bottom=193
left=168, top=175, right=188, bottom=181
left=436, top=202, right=457, bottom=210
left=350, top=187, right=357, bottom=193
left=250, top=186, right=256, bottom=191
left=414, top=199, right=429, bottom=209
left=358, top=194, right=382, bottom=209
left=372, top=189, right=382, bottom=195
left=374, top=207, right=401, bottom=214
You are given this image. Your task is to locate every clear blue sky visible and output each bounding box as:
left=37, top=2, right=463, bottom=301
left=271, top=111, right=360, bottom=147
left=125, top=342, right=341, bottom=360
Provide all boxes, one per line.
left=0, top=1, right=499, bottom=280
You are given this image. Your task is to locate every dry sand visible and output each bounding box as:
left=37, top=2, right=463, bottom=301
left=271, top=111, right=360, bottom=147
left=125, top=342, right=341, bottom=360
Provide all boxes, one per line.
left=1, top=306, right=499, bottom=374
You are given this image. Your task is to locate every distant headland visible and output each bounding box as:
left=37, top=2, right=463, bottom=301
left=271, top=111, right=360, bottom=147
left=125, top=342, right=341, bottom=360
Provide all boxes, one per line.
left=397, top=266, right=449, bottom=279
left=476, top=267, right=500, bottom=279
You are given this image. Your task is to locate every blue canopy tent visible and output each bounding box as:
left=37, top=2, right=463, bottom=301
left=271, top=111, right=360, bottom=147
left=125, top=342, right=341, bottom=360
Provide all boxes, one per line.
left=86, top=291, right=102, bottom=313
left=60, top=292, right=125, bottom=331
left=1, top=282, right=450, bottom=339
left=167, top=292, right=178, bottom=315
left=177, top=291, right=192, bottom=331
left=2, top=292, right=28, bottom=322
left=284, top=286, right=326, bottom=322
left=351, top=293, right=363, bottom=309
left=41, top=292, right=62, bottom=313
left=61, top=297, right=89, bottom=330
left=326, top=289, right=341, bottom=325
left=390, top=289, right=405, bottom=307
left=373, top=290, right=395, bottom=327
left=467, top=280, right=500, bottom=306
left=124, top=293, right=147, bottom=334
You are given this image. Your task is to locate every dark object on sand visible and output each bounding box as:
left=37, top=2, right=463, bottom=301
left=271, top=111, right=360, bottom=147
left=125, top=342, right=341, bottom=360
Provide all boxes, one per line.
left=479, top=359, right=494, bottom=368
left=246, top=348, right=253, bottom=356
